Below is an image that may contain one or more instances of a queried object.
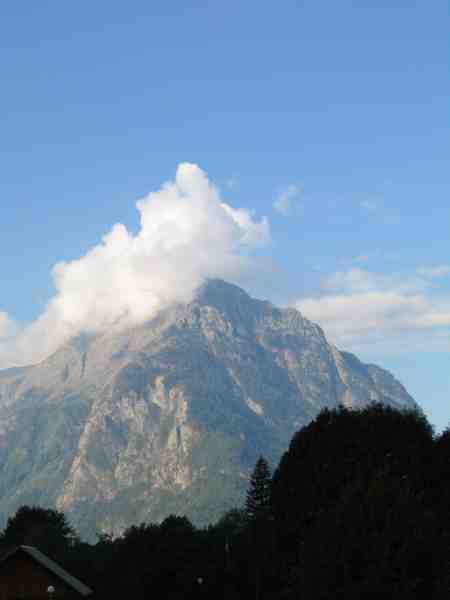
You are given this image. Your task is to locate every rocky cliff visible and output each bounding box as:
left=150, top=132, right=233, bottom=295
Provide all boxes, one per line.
left=0, top=279, right=416, bottom=539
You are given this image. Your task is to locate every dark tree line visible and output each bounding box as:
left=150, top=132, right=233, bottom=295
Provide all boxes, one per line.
left=2, top=403, right=450, bottom=599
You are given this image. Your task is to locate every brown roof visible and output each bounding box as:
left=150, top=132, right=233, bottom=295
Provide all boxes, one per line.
left=0, top=545, right=93, bottom=597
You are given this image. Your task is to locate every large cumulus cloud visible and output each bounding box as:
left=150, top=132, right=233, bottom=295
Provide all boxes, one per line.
left=0, top=163, right=270, bottom=368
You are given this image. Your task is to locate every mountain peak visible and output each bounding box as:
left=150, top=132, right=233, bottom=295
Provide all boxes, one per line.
left=191, top=278, right=275, bottom=327
left=195, top=277, right=257, bottom=306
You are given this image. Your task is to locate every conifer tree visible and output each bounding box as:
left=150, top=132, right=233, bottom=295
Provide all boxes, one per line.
left=245, top=456, right=272, bottom=521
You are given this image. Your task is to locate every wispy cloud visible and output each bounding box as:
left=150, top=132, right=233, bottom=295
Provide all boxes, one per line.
left=417, top=264, right=450, bottom=280
left=0, top=313, right=17, bottom=340
left=293, top=267, right=450, bottom=355
left=349, top=254, right=370, bottom=264
left=273, top=184, right=303, bottom=216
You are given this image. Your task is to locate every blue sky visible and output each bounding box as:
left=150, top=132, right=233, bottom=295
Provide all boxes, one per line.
left=1, top=1, right=449, bottom=430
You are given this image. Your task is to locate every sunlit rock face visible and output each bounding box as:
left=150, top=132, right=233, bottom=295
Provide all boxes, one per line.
left=0, top=279, right=416, bottom=540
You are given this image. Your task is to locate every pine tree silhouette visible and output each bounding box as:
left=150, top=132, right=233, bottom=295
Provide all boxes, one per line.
left=245, top=456, right=272, bottom=521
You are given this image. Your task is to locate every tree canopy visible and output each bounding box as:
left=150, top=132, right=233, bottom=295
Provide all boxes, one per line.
left=2, top=403, right=450, bottom=599
left=0, top=505, right=78, bottom=556
left=245, top=455, right=272, bottom=521
left=271, top=403, right=434, bottom=553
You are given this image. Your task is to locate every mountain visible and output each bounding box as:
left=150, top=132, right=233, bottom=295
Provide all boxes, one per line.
left=0, top=279, right=416, bottom=539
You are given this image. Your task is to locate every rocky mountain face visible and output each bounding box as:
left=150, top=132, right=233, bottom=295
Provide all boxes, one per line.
left=0, top=280, right=416, bottom=539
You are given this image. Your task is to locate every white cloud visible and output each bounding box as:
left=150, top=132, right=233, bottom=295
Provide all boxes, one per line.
left=273, top=184, right=302, bottom=216
left=350, top=254, right=370, bottom=264
left=0, top=313, right=17, bottom=340
left=294, top=267, right=450, bottom=354
left=220, top=204, right=270, bottom=248
left=417, top=264, right=450, bottom=280
left=0, top=163, right=271, bottom=368
left=323, top=268, right=391, bottom=293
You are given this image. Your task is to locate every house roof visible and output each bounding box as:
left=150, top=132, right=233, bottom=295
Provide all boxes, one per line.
left=0, top=545, right=93, bottom=597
